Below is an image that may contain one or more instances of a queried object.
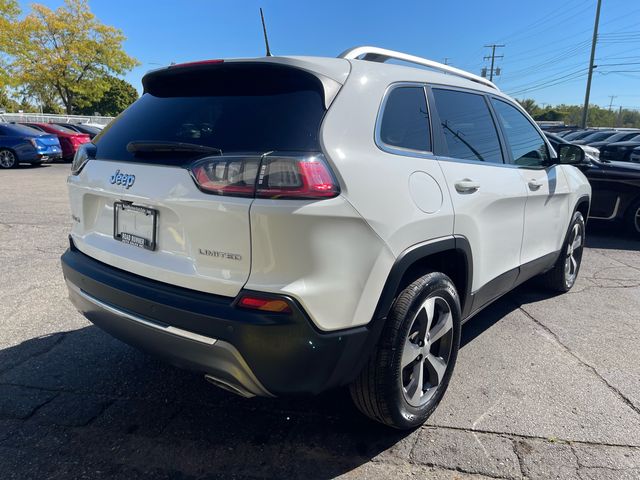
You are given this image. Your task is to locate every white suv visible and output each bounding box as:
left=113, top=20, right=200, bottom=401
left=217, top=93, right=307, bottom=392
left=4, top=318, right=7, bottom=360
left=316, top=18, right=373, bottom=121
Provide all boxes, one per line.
left=62, top=47, right=591, bottom=429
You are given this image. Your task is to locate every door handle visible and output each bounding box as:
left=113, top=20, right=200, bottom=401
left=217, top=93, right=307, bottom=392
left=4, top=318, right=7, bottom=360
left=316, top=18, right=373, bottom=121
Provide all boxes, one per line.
left=528, top=179, right=544, bottom=190
left=454, top=179, right=480, bottom=193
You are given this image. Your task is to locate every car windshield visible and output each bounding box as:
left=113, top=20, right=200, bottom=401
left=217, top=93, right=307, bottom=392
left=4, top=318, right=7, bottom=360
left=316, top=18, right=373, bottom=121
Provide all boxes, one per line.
left=581, top=131, right=616, bottom=142
left=3, top=123, right=44, bottom=136
left=601, top=132, right=633, bottom=143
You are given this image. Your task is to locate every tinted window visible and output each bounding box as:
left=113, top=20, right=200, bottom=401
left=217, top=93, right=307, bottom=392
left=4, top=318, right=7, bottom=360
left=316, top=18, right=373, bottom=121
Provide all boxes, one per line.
left=432, top=89, right=503, bottom=163
left=581, top=131, right=615, bottom=142
left=5, top=124, right=42, bottom=136
left=95, top=63, right=327, bottom=162
left=379, top=86, right=431, bottom=151
left=44, top=124, right=78, bottom=134
left=491, top=99, right=549, bottom=166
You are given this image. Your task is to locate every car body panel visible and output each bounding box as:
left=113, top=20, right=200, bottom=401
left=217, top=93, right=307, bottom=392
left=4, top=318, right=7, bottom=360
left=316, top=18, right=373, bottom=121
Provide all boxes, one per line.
left=0, top=123, right=62, bottom=163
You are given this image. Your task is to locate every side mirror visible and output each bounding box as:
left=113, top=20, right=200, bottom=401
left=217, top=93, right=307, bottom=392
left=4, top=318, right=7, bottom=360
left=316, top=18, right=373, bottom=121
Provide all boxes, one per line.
left=557, top=144, right=586, bottom=165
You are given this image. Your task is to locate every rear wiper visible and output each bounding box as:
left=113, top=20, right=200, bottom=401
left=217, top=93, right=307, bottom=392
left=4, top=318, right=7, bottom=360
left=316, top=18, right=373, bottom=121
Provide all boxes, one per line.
left=127, top=141, right=222, bottom=156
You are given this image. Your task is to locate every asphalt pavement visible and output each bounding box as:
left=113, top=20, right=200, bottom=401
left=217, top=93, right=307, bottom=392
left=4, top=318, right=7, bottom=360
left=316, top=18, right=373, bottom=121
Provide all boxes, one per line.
left=0, top=163, right=639, bottom=479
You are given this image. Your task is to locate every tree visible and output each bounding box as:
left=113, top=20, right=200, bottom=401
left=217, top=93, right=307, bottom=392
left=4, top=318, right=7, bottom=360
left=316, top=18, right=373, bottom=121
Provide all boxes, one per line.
left=0, top=88, right=19, bottom=112
left=517, top=98, right=539, bottom=116
left=73, top=76, right=138, bottom=116
left=534, top=109, right=563, bottom=122
left=0, top=0, right=20, bottom=88
left=3, top=0, right=138, bottom=113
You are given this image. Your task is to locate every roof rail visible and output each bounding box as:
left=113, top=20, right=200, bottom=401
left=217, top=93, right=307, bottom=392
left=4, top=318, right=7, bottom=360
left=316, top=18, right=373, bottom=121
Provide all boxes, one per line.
left=338, top=46, right=498, bottom=90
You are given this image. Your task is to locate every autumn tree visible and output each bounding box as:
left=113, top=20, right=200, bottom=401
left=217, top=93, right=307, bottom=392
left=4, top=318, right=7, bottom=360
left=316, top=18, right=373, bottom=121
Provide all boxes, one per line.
left=0, top=0, right=19, bottom=89
left=3, top=0, right=138, bottom=113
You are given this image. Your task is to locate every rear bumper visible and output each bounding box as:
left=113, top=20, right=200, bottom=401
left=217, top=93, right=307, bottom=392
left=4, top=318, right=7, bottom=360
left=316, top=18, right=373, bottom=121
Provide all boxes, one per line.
left=61, top=240, right=373, bottom=396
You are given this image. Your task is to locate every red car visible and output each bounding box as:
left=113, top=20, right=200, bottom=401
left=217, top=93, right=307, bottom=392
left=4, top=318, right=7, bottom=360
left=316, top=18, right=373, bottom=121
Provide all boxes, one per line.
left=20, top=123, right=90, bottom=160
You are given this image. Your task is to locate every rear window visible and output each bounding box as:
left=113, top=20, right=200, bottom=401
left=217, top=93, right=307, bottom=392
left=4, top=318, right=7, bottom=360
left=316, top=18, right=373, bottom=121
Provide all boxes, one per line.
left=2, top=124, right=43, bottom=136
left=378, top=86, right=431, bottom=152
left=94, top=63, right=327, bottom=161
left=46, top=124, right=77, bottom=134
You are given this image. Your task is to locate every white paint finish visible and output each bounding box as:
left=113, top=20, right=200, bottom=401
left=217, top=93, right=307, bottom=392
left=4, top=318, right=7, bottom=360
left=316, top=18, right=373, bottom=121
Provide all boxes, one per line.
left=68, top=160, right=253, bottom=297
left=64, top=54, right=593, bottom=336
left=320, top=61, right=455, bottom=256
left=518, top=166, right=572, bottom=265
left=409, top=171, right=444, bottom=214
left=246, top=196, right=395, bottom=331
left=436, top=160, right=528, bottom=292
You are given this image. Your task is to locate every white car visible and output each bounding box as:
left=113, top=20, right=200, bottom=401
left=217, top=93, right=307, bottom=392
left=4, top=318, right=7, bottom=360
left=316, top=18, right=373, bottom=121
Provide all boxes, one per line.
left=61, top=47, right=591, bottom=429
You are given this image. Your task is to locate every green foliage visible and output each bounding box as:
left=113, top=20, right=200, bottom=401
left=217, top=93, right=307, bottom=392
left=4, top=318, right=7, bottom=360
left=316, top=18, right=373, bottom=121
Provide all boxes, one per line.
left=73, top=76, right=138, bottom=116
left=517, top=98, right=538, bottom=115
left=518, top=99, right=640, bottom=128
left=0, top=88, right=19, bottom=111
left=1, top=0, right=138, bottom=113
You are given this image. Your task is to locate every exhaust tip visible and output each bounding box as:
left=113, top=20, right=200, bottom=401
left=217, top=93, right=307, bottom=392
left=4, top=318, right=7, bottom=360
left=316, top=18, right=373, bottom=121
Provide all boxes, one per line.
left=204, top=374, right=255, bottom=398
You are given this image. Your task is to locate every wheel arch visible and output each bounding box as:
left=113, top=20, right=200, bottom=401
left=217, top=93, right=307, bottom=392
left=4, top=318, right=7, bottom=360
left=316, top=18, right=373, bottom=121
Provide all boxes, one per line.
left=372, top=237, right=473, bottom=323
left=574, top=195, right=591, bottom=223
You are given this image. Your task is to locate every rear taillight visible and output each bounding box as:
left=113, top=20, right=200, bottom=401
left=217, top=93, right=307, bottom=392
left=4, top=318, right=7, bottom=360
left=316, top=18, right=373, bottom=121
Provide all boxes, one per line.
left=190, top=156, right=261, bottom=196
left=72, top=135, right=89, bottom=146
left=189, top=153, right=340, bottom=200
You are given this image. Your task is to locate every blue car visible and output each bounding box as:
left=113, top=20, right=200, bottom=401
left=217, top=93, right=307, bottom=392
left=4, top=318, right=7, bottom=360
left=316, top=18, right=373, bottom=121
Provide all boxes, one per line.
left=0, top=122, right=63, bottom=169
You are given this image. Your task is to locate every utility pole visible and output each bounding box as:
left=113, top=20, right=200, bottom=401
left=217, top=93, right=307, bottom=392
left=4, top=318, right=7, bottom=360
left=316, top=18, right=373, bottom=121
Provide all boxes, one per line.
left=607, top=95, right=617, bottom=111
left=483, top=44, right=505, bottom=81
left=443, top=57, right=451, bottom=65
left=581, top=0, right=602, bottom=128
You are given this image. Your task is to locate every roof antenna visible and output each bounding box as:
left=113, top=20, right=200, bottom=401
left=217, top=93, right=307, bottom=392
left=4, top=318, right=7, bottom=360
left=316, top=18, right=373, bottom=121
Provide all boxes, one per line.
left=259, top=8, right=272, bottom=56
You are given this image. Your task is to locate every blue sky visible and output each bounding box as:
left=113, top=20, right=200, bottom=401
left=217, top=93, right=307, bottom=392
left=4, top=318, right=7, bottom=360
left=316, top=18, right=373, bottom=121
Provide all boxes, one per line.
left=17, top=0, right=640, bottom=110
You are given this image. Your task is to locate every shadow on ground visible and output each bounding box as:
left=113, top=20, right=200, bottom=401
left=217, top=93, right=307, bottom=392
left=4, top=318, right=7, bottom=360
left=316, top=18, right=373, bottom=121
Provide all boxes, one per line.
left=0, top=284, right=554, bottom=479
left=0, top=224, right=633, bottom=478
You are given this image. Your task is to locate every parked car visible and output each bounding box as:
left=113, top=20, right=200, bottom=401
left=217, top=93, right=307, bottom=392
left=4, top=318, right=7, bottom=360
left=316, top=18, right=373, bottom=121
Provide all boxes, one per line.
left=53, top=123, right=102, bottom=139
left=563, top=129, right=596, bottom=141
left=572, top=130, right=617, bottom=145
left=60, top=47, right=591, bottom=429
left=20, top=122, right=90, bottom=160
left=586, top=131, right=640, bottom=149
left=0, top=122, right=62, bottom=169
left=600, top=136, right=640, bottom=162
left=546, top=132, right=640, bottom=235
left=631, top=147, right=640, bottom=163
left=545, top=132, right=599, bottom=161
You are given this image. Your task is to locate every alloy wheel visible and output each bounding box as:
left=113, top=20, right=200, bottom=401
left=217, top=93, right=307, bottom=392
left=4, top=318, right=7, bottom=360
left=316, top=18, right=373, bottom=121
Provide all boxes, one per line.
left=0, top=150, right=16, bottom=169
left=401, top=296, right=454, bottom=407
left=564, top=223, right=583, bottom=287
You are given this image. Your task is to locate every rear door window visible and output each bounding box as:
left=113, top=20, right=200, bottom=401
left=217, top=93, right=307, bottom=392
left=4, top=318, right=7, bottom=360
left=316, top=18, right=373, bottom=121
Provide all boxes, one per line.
left=378, top=85, right=431, bottom=152
left=94, top=63, right=328, bottom=162
left=432, top=89, right=503, bottom=163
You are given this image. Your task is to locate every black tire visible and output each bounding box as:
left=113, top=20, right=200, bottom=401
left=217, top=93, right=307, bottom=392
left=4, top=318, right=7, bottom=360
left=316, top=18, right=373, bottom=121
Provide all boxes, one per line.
left=625, top=198, right=640, bottom=237
left=541, top=211, right=585, bottom=292
left=350, top=272, right=461, bottom=429
left=0, top=149, right=18, bottom=169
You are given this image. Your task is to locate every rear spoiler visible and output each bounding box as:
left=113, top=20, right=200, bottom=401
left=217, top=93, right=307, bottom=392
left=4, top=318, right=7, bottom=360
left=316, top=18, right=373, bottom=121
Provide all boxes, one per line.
left=142, top=59, right=345, bottom=109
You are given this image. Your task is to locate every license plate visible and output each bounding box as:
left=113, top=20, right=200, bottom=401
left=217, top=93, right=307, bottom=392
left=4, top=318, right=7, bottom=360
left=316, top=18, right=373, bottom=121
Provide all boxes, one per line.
left=113, top=202, right=158, bottom=251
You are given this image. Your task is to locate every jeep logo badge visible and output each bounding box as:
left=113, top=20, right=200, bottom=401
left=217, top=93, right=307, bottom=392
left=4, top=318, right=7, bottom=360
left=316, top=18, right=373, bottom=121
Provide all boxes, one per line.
left=110, top=169, right=136, bottom=189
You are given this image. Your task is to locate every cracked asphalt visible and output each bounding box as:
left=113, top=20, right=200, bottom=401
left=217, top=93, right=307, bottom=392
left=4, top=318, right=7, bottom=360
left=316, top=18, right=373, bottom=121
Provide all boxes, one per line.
left=1, top=163, right=639, bottom=479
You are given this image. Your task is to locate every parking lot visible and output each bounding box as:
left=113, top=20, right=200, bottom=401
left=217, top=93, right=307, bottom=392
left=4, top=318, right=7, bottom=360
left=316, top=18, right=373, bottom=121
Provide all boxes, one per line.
left=0, top=162, right=639, bottom=479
